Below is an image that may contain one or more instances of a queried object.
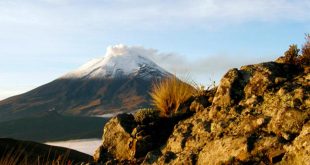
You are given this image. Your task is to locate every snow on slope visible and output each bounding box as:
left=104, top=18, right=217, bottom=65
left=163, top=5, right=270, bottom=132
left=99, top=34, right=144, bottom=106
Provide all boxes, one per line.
left=62, top=44, right=169, bottom=79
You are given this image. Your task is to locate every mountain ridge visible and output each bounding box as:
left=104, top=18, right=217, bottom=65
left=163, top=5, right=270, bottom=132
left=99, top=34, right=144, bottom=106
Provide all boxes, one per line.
left=0, top=45, right=172, bottom=122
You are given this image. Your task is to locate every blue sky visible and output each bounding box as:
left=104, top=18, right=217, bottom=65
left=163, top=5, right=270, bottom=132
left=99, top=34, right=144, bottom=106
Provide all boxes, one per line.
left=0, top=0, right=309, bottom=100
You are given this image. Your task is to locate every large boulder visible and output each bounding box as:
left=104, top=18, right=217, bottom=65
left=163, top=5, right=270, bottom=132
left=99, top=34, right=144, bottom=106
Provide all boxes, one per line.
left=212, top=68, right=244, bottom=107
left=94, top=114, right=137, bottom=162
left=94, top=110, right=176, bottom=164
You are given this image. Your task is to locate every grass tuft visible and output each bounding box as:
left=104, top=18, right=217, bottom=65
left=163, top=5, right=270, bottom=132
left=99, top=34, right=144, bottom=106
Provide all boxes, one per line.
left=150, top=76, right=197, bottom=117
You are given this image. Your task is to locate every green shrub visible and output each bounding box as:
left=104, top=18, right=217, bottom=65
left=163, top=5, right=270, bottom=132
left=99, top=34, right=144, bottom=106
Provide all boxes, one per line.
left=134, top=108, right=160, bottom=124
left=150, top=76, right=197, bottom=117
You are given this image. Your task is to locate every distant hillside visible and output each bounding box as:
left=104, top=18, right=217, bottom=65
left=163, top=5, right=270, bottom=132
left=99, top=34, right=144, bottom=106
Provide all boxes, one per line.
left=0, top=112, right=108, bottom=142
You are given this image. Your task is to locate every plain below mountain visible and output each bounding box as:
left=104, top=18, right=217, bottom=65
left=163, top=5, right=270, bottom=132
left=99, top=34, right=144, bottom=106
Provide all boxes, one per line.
left=0, top=111, right=109, bottom=142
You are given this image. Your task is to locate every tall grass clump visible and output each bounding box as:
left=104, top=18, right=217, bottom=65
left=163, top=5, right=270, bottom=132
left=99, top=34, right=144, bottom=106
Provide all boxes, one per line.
left=150, top=76, right=197, bottom=117
left=0, top=147, right=27, bottom=165
left=0, top=147, right=72, bottom=165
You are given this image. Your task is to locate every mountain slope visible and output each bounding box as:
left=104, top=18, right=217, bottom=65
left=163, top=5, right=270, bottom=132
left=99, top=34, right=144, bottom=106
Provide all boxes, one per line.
left=0, top=45, right=171, bottom=122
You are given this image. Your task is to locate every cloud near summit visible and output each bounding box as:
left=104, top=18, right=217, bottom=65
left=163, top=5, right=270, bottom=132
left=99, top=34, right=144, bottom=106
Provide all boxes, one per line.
left=113, top=45, right=272, bottom=84
left=151, top=51, right=272, bottom=84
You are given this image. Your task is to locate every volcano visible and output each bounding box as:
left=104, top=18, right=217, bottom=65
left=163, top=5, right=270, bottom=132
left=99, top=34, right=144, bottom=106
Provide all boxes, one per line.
left=0, top=45, right=171, bottom=122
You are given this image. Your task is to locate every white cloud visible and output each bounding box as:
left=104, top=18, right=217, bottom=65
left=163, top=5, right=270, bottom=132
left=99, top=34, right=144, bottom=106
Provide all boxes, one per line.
left=97, top=45, right=277, bottom=85
left=0, top=0, right=309, bottom=31
left=40, top=0, right=70, bottom=5
left=149, top=50, right=277, bottom=85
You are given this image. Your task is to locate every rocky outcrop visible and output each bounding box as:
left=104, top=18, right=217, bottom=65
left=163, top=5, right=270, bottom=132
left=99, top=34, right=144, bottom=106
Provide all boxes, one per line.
left=94, top=61, right=309, bottom=164
left=96, top=114, right=137, bottom=161
left=94, top=111, right=177, bottom=164
left=152, top=62, right=309, bottom=165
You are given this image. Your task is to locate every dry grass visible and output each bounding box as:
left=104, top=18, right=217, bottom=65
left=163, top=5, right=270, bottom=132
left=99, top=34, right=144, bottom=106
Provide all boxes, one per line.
left=0, top=148, right=72, bottom=165
left=192, top=79, right=216, bottom=97
left=150, top=76, right=197, bottom=117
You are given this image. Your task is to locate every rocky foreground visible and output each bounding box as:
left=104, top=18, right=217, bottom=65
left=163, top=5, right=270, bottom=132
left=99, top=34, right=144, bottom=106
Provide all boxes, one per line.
left=94, top=59, right=309, bottom=164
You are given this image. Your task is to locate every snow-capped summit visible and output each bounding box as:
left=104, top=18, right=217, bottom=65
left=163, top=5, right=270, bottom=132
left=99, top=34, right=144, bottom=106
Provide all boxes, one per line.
left=62, top=44, right=169, bottom=79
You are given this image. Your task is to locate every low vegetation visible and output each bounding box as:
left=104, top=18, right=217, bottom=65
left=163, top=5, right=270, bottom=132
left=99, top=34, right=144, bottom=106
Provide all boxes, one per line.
left=150, top=76, right=197, bottom=117
left=280, top=33, right=310, bottom=65
left=134, top=108, right=160, bottom=124
left=283, top=44, right=300, bottom=64
left=0, top=147, right=74, bottom=165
